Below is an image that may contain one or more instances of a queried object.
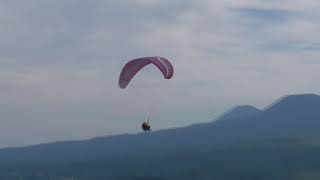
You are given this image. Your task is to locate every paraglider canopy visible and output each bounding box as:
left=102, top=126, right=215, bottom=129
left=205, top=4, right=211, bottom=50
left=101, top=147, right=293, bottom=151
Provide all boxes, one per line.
left=119, top=56, right=174, bottom=89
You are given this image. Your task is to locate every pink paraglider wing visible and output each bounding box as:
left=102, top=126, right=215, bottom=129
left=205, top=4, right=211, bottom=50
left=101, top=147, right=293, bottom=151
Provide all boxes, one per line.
left=158, top=57, right=174, bottom=79
left=119, top=56, right=174, bottom=89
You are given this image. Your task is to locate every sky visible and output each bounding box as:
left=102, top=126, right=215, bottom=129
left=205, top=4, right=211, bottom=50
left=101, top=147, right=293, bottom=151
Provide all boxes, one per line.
left=0, top=0, right=320, bottom=148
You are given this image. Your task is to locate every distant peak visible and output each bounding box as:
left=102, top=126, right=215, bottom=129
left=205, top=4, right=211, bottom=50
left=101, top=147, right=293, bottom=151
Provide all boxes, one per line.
left=215, top=105, right=261, bottom=121
left=234, top=105, right=260, bottom=110
left=286, top=93, right=319, bottom=98
left=264, top=93, right=320, bottom=112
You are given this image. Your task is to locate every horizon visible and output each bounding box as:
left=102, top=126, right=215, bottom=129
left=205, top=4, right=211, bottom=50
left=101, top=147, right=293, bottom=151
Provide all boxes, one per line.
left=1, top=1, right=320, bottom=148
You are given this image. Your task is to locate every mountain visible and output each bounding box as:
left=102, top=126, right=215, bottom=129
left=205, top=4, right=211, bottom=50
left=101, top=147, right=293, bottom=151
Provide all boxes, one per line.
left=0, top=94, right=320, bottom=165
left=240, top=94, right=320, bottom=138
left=215, top=105, right=262, bottom=121
left=266, top=94, right=320, bottom=113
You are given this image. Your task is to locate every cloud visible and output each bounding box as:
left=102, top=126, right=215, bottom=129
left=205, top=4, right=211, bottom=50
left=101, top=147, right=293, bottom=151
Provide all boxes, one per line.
left=232, top=7, right=298, bottom=24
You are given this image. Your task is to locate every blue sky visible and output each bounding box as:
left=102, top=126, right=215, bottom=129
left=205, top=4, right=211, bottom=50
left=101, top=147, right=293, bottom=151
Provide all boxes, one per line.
left=0, top=0, right=320, bottom=147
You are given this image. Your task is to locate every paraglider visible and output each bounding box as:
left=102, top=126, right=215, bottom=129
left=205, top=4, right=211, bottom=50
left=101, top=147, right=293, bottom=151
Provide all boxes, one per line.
left=119, top=56, right=174, bottom=132
left=142, top=115, right=151, bottom=132
left=118, top=56, right=174, bottom=89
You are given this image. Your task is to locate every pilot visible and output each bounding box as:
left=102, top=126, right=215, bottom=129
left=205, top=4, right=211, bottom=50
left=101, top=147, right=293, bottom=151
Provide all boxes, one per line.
left=142, top=121, right=151, bottom=132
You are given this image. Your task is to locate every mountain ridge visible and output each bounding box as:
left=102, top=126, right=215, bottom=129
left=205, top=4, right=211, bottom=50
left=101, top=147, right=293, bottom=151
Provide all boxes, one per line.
left=0, top=93, right=319, bottom=165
